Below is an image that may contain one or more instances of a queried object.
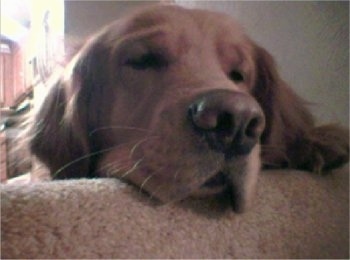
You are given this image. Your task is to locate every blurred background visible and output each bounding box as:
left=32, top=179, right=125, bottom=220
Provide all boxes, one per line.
left=1, top=0, right=348, bottom=181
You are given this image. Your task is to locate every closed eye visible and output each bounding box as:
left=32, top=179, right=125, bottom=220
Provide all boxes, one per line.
left=125, top=52, right=168, bottom=70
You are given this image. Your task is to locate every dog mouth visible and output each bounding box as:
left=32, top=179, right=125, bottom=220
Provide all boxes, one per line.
left=194, top=171, right=242, bottom=212
left=202, top=171, right=227, bottom=190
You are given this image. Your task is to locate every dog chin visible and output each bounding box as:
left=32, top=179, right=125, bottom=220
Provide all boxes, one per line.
left=190, top=146, right=261, bottom=213
left=190, top=170, right=252, bottom=213
left=190, top=170, right=244, bottom=212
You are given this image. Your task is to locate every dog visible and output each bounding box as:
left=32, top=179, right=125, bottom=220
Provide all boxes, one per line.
left=28, top=5, right=349, bottom=212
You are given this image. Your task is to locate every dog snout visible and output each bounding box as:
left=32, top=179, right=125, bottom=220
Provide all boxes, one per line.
left=188, top=90, right=265, bottom=157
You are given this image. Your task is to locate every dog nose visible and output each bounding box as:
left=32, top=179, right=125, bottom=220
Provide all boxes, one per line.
left=188, top=90, right=265, bottom=157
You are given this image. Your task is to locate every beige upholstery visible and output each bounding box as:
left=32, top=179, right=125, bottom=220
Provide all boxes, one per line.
left=1, top=166, right=349, bottom=259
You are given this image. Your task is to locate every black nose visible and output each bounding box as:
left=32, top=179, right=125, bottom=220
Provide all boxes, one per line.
left=188, top=90, right=265, bottom=158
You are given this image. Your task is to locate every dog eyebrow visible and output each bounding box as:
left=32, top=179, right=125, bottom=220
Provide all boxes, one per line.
left=116, top=26, right=171, bottom=48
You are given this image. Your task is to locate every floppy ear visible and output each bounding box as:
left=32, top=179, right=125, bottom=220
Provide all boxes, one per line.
left=253, top=46, right=349, bottom=173
left=29, top=37, right=111, bottom=179
left=29, top=77, right=90, bottom=179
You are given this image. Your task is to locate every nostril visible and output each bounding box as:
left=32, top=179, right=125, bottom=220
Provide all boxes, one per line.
left=216, top=112, right=233, bottom=133
left=245, top=117, right=261, bottom=138
left=189, top=102, right=221, bottom=131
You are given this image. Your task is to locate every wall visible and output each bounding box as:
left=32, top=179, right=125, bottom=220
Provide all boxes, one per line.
left=177, top=1, right=349, bottom=126
left=65, top=1, right=160, bottom=39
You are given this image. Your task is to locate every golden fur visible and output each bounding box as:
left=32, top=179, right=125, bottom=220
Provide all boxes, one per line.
left=29, top=5, right=349, bottom=212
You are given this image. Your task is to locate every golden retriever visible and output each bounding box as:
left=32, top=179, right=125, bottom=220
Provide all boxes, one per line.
left=28, top=5, right=349, bottom=212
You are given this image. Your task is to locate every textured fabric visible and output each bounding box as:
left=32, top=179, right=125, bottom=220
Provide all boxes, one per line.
left=1, top=166, right=349, bottom=259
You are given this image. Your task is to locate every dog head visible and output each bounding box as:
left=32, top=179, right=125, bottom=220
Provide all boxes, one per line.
left=29, top=5, right=320, bottom=212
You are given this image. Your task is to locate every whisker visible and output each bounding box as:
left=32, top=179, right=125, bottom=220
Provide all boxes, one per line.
left=147, top=181, right=179, bottom=208
left=88, top=126, right=150, bottom=137
left=139, top=174, right=154, bottom=193
left=93, top=135, right=158, bottom=176
left=106, top=166, right=125, bottom=177
left=148, top=184, right=164, bottom=203
left=52, top=146, right=119, bottom=178
left=104, top=164, right=119, bottom=177
left=52, top=140, right=141, bottom=178
left=129, top=138, right=152, bottom=158
left=97, top=152, right=134, bottom=169
left=103, top=156, right=144, bottom=179
left=98, top=160, right=126, bottom=176
left=138, top=163, right=172, bottom=194
left=91, top=136, right=159, bottom=178
left=146, top=166, right=183, bottom=203
left=173, top=169, right=180, bottom=181
left=121, top=158, right=144, bottom=178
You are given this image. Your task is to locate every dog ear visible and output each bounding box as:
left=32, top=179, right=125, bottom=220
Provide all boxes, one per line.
left=29, top=77, right=90, bottom=179
left=253, top=45, right=349, bottom=172
left=29, top=36, right=110, bottom=179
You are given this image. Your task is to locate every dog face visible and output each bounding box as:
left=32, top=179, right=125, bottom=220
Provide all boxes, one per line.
left=29, top=5, right=349, bottom=212
left=95, top=6, right=264, bottom=210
